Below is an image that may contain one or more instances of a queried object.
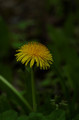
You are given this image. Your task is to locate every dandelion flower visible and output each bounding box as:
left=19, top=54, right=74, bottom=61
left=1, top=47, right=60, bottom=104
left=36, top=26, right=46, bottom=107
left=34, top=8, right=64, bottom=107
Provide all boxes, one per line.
left=15, top=42, right=53, bottom=70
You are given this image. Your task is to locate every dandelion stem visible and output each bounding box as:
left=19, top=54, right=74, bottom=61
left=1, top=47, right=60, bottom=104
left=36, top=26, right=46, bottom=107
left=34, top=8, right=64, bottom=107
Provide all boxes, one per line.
left=0, top=75, right=33, bottom=112
left=31, top=68, right=37, bottom=112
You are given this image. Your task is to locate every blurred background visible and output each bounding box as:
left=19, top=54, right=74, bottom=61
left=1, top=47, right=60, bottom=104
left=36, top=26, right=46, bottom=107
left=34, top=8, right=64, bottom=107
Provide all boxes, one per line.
left=0, top=0, right=79, bottom=119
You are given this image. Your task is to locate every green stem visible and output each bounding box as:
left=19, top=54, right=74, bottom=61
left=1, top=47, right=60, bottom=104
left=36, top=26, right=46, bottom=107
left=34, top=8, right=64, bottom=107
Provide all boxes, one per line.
left=0, top=75, right=33, bottom=112
left=31, top=68, right=37, bottom=112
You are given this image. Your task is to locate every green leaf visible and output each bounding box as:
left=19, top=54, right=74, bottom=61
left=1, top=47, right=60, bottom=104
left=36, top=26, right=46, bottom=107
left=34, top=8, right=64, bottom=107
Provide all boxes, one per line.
left=28, top=112, right=46, bottom=120
left=12, top=41, right=27, bottom=49
left=17, top=20, right=34, bottom=30
left=17, top=115, right=28, bottom=120
left=47, top=109, right=66, bottom=120
left=0, top=110, right=66, bottom=120
left=0, top=110, right=18, bottom=120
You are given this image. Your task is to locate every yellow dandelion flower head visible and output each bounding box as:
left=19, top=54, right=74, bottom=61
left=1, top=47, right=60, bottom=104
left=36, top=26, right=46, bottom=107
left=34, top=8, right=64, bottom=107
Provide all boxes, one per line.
left=15, top=42, right=53, bottom=70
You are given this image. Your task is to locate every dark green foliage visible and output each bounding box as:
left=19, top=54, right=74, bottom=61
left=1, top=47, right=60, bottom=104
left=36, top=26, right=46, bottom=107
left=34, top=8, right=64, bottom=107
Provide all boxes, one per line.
left=0, top=95, right=11, bottom=113
left=0, top=17, right=10, bottom=58
left=0, top=109, right=66, bottom=120
left=28, top=112, right=46, bottom=120
left=73, top=115, right=79, bottom=120
left=17, top=116, right=28, bottom=120
left=0, top=109, right=78, bottom=120
left=47, top=109, right=65, bottom=120
left=0, top=110, right=18, bottom=120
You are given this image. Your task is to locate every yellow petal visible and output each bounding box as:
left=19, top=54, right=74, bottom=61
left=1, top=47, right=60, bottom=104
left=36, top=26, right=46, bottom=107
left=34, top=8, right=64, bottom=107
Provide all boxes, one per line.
left=25, top=57, right=31, bottom=66
left=39, top=58, right=43, bottom=69
left=16, top=54, right=25, bottom=61
left=35, top=57, right=39, bottom=67
left=30, top=58, right=35, bottom=68
left=21, top=55, right=30, bottom=64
